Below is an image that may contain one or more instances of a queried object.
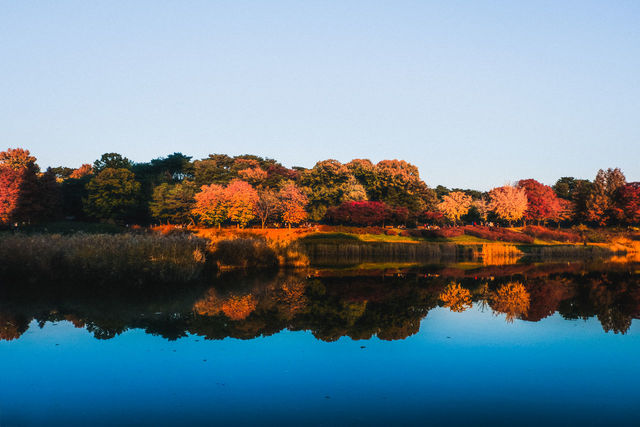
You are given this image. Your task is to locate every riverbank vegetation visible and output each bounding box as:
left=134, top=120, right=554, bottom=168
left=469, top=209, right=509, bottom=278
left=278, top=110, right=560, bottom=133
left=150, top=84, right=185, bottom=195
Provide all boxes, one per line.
left=1, top=147, right=640, bottom=270
left=1, top=148, right=639, bottom=230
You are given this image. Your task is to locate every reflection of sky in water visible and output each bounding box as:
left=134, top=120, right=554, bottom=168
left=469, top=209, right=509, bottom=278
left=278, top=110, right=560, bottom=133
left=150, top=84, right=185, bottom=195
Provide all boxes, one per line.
left=1, top=307, right=639, bottom=426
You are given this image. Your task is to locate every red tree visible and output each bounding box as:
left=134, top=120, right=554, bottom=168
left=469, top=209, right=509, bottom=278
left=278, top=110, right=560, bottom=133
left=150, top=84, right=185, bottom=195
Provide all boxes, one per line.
left=517, top=179, right=562, bottom=224
left=325, top=201, right=389, bottom=226
left=0, top=166, right=23, bottom=225
left=615, top=182, right=640, bottom=224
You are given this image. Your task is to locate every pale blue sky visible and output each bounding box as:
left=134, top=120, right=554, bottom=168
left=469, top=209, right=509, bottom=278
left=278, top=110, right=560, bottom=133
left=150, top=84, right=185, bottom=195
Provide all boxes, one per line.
left=1, top=1, right=638, bottom=190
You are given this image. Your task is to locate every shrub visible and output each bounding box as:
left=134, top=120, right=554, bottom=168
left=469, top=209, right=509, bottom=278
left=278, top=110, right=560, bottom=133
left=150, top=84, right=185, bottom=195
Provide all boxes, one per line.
left=463, top=226, right=534, bottom=244
left=523, top=225, right=581, bottom=243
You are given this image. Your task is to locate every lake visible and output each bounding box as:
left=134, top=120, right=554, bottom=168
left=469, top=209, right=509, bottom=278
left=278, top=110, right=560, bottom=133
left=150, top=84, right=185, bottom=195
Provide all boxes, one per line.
left=1, top=260, right=639, bottom=425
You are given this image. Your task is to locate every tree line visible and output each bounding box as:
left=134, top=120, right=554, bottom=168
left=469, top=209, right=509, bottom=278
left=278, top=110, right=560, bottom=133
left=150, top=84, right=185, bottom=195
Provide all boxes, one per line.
left=0, top=147, right=638, bottom=228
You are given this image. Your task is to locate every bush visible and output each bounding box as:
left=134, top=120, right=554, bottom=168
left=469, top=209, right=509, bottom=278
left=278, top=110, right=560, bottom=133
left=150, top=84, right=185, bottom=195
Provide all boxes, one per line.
left=523, top=226, right=581, bottom=243
left=421, top=227, right=465, bottom=238
left=463, top=226, right=534, bottom=244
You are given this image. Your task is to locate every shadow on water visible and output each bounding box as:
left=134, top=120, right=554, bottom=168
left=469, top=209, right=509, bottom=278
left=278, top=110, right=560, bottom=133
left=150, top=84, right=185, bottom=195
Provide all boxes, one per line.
left=2, top=258, right=640, bottom=342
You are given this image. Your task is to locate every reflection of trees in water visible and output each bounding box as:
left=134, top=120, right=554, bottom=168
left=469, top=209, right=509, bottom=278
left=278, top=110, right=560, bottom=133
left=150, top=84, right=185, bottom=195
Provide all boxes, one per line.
left=439, top=282, right=473, bottom=312
left=1, top=262, right=640, bottom=341
left=0, top=312, right=29, bottom=341
left=489, top=282, right=530, bottom=323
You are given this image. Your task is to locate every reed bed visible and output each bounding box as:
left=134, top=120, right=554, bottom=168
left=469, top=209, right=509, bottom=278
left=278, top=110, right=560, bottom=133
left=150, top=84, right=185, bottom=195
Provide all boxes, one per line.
left=0, top=233, right=208, bottom=285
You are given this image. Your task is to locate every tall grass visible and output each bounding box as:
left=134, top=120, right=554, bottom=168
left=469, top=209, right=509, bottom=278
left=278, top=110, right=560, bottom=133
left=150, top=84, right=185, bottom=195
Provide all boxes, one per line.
left=0, top=233, right=208, bottom=285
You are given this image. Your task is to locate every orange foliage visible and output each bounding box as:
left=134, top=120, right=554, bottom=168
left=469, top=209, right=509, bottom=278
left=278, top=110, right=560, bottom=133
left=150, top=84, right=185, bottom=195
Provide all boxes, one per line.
left=221, top=295, right=257, bottom=321
left=439, top=282, right=472, bottom=312
left=489, top=282, right=530, bottom=322
left=437, top=191, right=472, bottom=223
left=194, top=289, right=257, bottom=321
left=279, top=182, right=308, bottom=227
left=489, top=185, right=528, bottom=223
left=69, top=164, right=93, bottom=179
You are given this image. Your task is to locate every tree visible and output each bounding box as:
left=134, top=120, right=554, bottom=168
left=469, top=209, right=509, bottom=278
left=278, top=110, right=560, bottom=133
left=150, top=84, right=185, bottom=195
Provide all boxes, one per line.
left=614, top=182, right=640, bottom=224
left=0, top=148, right=59, bottom=224
left=278, top=182, right=308, bottom=228
left=517, top=179, right=562, bottom=224
left=488, top=185, right=528, bottom=225
left=373, top=159, right=436, bottom=214
left=0, top=148, right=36, bottom=169
left=346, top=159, right=378, bottom=198
left=437, top=191, right=472, bottom=224
left=149, top=182, right=196, bottom=224
left=193, top=154, right=236, bottom=186
left=586, top=168, right=626, bottom=225
left=255, top=188, right=280, bottom=228
left=225, top=179, right=258, bottom=228
left=238, top=167, right=268, bottom=187
left=84, top=168, right=141, bottom=223
left=299, top=160, right=352, bottom=221
left=341, top=176, right=368, bottom=202
left=93, top=153, right=133, bottom=173
left=192, top=183, right=228, bottom=227
left=69, top=164, right=93, bottom=179
left=472, top=198, right=490, bottom=222
left=0, top=166, right=22, bottom=225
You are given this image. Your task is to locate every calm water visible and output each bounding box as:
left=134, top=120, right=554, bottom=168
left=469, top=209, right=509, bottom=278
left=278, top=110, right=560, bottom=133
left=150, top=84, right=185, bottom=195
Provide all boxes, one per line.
left=1, top=261, right=639, bottom=426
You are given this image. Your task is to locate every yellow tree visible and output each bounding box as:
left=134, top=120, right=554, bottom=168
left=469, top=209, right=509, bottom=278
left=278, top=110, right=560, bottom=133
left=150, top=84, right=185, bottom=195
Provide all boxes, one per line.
left=488, top=185, right=528, bottom=225
left=437, top=191, right=472, bottom=224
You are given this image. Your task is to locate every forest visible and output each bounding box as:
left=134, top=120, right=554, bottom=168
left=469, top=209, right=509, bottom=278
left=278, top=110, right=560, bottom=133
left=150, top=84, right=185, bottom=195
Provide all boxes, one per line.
left=1, top=147, right=639, bottom=230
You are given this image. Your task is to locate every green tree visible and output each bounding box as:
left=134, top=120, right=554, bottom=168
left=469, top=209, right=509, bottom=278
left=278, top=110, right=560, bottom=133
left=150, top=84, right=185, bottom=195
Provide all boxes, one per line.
left=93, top=153, right=133, bottom=173
left=84, top=168, right=141, bottom=223
left=149, top=182, right=196, bottom=224
left=300, top=160, right=352, bottom=221
left=374, top=160, right=436, bottom=214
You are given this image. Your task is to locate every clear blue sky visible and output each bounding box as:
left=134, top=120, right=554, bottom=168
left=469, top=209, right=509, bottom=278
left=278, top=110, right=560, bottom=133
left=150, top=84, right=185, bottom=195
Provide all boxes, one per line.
left=1, top=1, right=638, bottom=190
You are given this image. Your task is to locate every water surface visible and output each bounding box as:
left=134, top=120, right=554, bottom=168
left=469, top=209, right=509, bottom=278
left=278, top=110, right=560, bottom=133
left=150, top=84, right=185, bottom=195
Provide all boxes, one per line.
left=1, top=261, right=639, bottom=425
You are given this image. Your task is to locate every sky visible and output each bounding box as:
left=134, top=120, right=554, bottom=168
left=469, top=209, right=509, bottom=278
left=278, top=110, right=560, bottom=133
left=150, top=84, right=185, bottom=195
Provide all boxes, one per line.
left=1, top=1, right=639, bottom=190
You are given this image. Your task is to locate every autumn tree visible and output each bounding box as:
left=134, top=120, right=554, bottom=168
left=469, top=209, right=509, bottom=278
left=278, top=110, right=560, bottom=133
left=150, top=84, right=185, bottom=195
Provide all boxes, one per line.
left=278, top=181, right=308, bottom=227
left=225, top=179, right=258, bottom=228
left=614, top=182, right=640, bottom=224
left=437, top=191, right=472, bottom=224
left=255, top=188, right=280, bottom=228
left=488, top=185, right=528, bottom=225
left=0, top=148, right=59, bottom=224
left=585, top=168, right=626, bottom=225
left=70, top=164, right=93, bottom=179
left=150, top=182, right=197, bottom=224
left=516, top=179, right=562, bottom=224
left=192, top=183, right=228, bottom=227
left=0, top=165, right=22, bottom=225
left=84, top=168, right=141, bottom=223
